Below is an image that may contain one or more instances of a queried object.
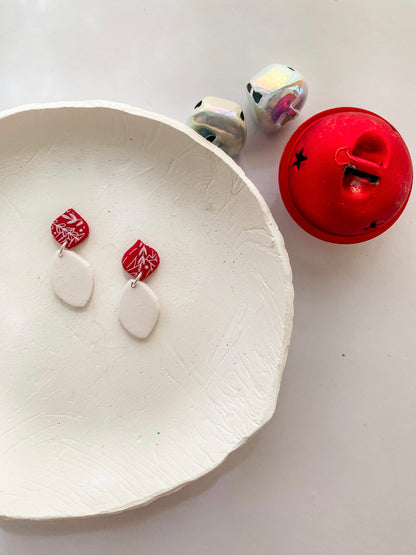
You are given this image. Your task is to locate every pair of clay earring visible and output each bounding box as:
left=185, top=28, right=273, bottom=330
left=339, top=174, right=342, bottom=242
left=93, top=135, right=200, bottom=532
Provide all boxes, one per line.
left=50, top=208, right=160, bottom=339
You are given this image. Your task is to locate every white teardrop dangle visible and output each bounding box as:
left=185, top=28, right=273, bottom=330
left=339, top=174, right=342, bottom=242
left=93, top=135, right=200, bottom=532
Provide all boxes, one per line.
left=51, top=242, right=94, bottom=308
left=50, top=208, right=94, bottom=308
left=118, top=239, right=161, bottom=339
left=118, top=273, right=160, bottom=339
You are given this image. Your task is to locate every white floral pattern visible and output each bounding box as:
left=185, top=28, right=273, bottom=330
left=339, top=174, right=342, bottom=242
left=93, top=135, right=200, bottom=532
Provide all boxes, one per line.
left=122, top=240, right=160, bottom=280
left=51, top=208, right=89, bottom=249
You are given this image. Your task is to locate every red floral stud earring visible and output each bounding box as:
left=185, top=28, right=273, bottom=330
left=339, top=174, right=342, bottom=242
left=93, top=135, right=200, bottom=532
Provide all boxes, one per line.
left=119, top=239, right=160, bottom=339
left=50, top=208, right=94, bottom=307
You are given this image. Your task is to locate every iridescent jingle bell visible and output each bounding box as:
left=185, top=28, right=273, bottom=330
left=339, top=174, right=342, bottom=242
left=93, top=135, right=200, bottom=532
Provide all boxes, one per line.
left=246, top=64, right=308, bottom=132
left=187, top=96, right=247, bottom=157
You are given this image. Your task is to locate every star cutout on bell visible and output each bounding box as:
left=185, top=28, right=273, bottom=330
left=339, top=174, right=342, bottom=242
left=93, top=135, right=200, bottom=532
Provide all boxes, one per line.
left=293, top=148, right=307, bottom=170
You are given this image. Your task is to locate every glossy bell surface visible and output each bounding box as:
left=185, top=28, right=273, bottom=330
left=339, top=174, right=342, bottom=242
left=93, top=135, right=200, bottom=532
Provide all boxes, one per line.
left=279, top=107, right=413, bottom=244
left=247, top=64, right=307, bottom=132
left=187, top=96, right=247, bottom=157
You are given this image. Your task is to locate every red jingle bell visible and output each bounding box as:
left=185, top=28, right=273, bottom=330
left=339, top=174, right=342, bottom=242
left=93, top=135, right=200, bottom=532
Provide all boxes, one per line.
left=279, top=107, right=413, bottom=244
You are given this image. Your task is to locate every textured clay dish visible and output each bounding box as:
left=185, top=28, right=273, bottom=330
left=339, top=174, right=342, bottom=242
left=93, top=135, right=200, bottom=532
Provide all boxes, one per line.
left=0, top=101, right=293, bottom=519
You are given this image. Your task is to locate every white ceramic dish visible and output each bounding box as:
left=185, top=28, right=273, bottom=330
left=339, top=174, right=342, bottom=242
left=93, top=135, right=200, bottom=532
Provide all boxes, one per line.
left=0, top=101, right=293, bottom=519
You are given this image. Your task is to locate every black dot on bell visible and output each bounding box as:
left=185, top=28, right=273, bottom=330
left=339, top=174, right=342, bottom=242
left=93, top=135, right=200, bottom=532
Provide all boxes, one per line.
left=252, top=91, right=262, bottom=104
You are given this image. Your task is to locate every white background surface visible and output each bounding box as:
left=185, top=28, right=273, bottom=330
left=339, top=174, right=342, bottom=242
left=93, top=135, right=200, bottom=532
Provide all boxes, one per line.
left=0, top=0, right=415, bottom=553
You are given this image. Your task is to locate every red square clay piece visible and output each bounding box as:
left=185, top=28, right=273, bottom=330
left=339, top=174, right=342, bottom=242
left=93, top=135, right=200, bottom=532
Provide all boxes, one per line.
left=122, top=239, right=160, bottom=280
left=51, top=208, right=90, bottom=249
